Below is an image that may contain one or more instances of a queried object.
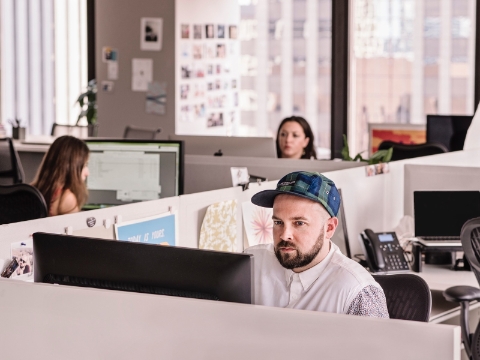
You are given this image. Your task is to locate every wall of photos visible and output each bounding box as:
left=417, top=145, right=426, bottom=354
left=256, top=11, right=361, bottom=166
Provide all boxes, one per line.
left=175, top=0, right=240, bottom=135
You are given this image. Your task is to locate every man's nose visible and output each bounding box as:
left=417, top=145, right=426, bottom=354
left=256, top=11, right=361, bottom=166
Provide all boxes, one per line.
left=279, top=224, right=293, bottom=240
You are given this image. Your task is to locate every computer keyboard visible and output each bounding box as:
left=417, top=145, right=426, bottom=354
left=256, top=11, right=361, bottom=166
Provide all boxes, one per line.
left=421, top=236, right=460, bottom=241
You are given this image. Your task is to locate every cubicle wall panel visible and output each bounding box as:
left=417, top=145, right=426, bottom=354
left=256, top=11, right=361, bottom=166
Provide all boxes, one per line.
left=404, top=164, right=480, bottom=216
left=184, top=154, right=365, bottom=194
left=0, top=279, right=461, bottom=360
left=323, top=167, right=389, bottom=257
left=0, top=197, right=180, bottom=264
left=179, top=186, right=243, bottom=250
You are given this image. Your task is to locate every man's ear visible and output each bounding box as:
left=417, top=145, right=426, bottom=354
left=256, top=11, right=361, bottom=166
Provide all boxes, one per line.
left=325, top=217, right=339, bottom=239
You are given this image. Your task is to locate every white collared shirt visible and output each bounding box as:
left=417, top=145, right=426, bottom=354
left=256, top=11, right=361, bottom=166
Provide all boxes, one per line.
left=245, top=242, right=389, bottom=317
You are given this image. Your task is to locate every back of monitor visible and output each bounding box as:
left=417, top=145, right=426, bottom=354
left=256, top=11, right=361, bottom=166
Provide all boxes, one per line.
left=170, top=135, right=276, bottom=158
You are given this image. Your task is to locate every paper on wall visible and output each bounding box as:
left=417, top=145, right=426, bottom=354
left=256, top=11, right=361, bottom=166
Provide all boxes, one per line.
left=107, top=62, right=118, bottom=80
left=242, top=201, right=273, bottom=247
left=132, top=58, right=153, bottom=92
left=199, top=199, right=237, bottom=252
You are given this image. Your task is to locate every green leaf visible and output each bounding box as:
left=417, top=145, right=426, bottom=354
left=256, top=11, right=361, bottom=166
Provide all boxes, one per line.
left=341, top=134, right=352, bottom=161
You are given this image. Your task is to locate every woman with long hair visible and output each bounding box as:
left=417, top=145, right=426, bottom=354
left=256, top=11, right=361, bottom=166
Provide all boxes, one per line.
left=276, top=116, right=317, bottom=159
left=31, top=135, right=89, bottom=216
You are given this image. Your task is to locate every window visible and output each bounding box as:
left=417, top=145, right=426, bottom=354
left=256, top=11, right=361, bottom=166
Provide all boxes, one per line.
left=239, top=0, right=332, bottom=158
left=349, top=0, right=476, bottom=156
left=1, top=0, right=88, bottom=136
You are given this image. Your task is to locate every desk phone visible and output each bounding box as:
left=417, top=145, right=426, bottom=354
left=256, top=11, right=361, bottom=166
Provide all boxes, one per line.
left=360, top=229, right=409, bottom=273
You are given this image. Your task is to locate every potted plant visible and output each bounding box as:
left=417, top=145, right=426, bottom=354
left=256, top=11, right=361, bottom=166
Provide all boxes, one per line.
left=9, top=118, right=26, bottom=140
left=76, top=79, right=98, bottom=137
left=341, top=135, right=392, bottom=164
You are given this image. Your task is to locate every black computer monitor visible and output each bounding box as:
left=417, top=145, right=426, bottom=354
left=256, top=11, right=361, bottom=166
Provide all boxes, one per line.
left=84, top=139, right=184, bottom=207
left=426, top=114, right=473, bottom=151
left=33, top=232, right=253, bottom=304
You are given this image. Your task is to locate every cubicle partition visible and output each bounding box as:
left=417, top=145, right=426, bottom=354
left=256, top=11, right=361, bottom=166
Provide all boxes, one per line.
left=3, top=148, right=480, bottom=357
left=184, top=155, right=364, bottom=194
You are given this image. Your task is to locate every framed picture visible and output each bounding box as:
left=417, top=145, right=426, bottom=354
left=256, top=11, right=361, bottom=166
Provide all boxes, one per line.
left=368, top=122, right=426, bottom=155
left=141, top=17, right=163, bottom=51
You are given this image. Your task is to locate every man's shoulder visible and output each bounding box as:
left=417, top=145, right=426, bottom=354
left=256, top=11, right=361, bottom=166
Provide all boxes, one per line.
left=328, top=248, right=378, bottom=287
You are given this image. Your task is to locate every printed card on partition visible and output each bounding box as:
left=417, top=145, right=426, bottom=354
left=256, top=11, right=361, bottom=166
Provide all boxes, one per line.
left=114, top=212, right=176, bottom=246
left=242, top=201, right=273, bottom=247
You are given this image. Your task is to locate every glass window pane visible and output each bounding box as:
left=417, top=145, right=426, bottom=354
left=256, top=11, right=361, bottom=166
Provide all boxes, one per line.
left=349, top=0, right=476, bottom=156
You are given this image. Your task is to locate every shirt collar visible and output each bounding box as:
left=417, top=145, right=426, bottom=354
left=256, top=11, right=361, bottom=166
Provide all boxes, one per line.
left=284, top=241, right=337, bottom=291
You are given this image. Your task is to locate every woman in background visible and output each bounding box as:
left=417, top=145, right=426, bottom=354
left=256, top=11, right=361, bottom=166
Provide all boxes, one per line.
left=276, top=116, right=317, bottom=159
left=31, top=135, right=89, bottom=216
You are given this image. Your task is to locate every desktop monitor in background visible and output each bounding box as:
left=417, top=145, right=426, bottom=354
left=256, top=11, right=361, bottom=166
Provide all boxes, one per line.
left=330, top=189, right=352, bottom=258
left=84, top=139, right=184, bottom=208
left=33, top=232, right=253, bottom=304
left=426, top=115, right=473, bottom=151
left=169, top=135, right=276, bottom=158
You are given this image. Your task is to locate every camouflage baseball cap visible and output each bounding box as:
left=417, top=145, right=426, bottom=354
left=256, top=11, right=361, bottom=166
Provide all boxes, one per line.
left=251, top=171, right=341, bottom=217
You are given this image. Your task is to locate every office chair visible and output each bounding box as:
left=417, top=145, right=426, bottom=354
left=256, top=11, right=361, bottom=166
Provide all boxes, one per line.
left=373, top=274, right=431, bottom=322
left=51, top=123, right=90, bottom=138
left=123, top=125, right=162, bottom=140
left=444, top=217, right=480, bottom=360
left=0, top=184, right=48, bottom=225
left=0, top=138, right=24, bottom=185
left=378, top=141, right=448, bottom=161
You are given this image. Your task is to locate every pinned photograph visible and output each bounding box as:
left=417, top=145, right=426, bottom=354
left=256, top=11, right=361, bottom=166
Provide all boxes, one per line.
left=207, top=64, right=214, bottom=75
left=206, top=44, right=216, bottom=58
left=217, top=25, right=225, bottom=39
left=193, top=25, right=202, bottom=39
left=216, top=44, right=226, bottom=58
left=181, top=64, right=192, bottom=79
left=180, top=84, right=189, bottom=100
left=207, top=112, right=224, bottom=127
left=195, top=103, right=206, bottom=118
left=205, top=24, right=215, bottom=39
left=193, top=63, right=205, bottom=78
left=181, top=24, right=190, bottom=39
left=232, top=79, right=237, bottom=89
left=207, top=82, right=214, bottom=91
left=229, top=25, right=238, bottom=39
left=102, top=46, right=118, bottom=62
left=101, top=81, right=115, bottom=92
left=193, top=44, right=203, bottom=60
left=11, top=241, right=33, bottom=278
left=193, top=83, right=205, bottom=98
left=141, top=17, right=163, bottom=51
left=146, top=81, right=166, bottom=115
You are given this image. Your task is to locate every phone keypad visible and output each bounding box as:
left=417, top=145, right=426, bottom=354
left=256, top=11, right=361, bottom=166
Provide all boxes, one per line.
left=385, top=253, right=409, bottom=271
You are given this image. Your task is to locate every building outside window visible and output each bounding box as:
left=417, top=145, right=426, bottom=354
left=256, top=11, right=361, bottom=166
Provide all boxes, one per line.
left=349, top=0, right=476, bottom=156
left=239, top=0, right=332, bottom=158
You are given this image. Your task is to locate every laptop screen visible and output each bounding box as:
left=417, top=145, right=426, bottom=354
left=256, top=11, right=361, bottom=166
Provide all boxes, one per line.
left=414, top=191, right=480, bottom=237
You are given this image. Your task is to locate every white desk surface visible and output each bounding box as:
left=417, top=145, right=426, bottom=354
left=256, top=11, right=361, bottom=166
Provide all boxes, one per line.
left=416, top=265, right=478, bottom=291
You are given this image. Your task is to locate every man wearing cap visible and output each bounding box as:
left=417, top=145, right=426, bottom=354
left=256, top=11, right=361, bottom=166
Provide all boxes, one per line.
left=245, top=171, right=389, bottom=317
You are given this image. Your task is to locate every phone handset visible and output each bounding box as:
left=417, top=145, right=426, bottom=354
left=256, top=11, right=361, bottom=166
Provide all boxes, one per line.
left=363, top=228, right=386, bottom=271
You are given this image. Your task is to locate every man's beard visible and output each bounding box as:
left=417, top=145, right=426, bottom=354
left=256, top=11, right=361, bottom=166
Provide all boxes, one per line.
left=274, top=232, right=324, bottom=270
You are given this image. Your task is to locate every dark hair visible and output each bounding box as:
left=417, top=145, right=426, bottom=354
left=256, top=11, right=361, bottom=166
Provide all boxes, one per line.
left=31, top=136, right=89, bottom=213
left=276, top=116, right=317, bottom=159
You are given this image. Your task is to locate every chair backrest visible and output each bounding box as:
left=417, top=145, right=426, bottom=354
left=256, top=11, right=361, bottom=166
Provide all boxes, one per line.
left=460, top=217, right=480, bottom=286
left=377, top=141, right=448, bottom=161
left=51, top=124, right=89, bottom=138
left=372, top=273, right=431, bottom=322
left=0, top=184, right=48, bottom=225
left=0, top=138, right=24, bottom=185
left=123, top=125, right=162, bottom=140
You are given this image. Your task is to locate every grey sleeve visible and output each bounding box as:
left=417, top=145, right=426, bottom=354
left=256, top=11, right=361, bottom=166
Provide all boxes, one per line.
left=346, top=285, right=389, bottom=318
